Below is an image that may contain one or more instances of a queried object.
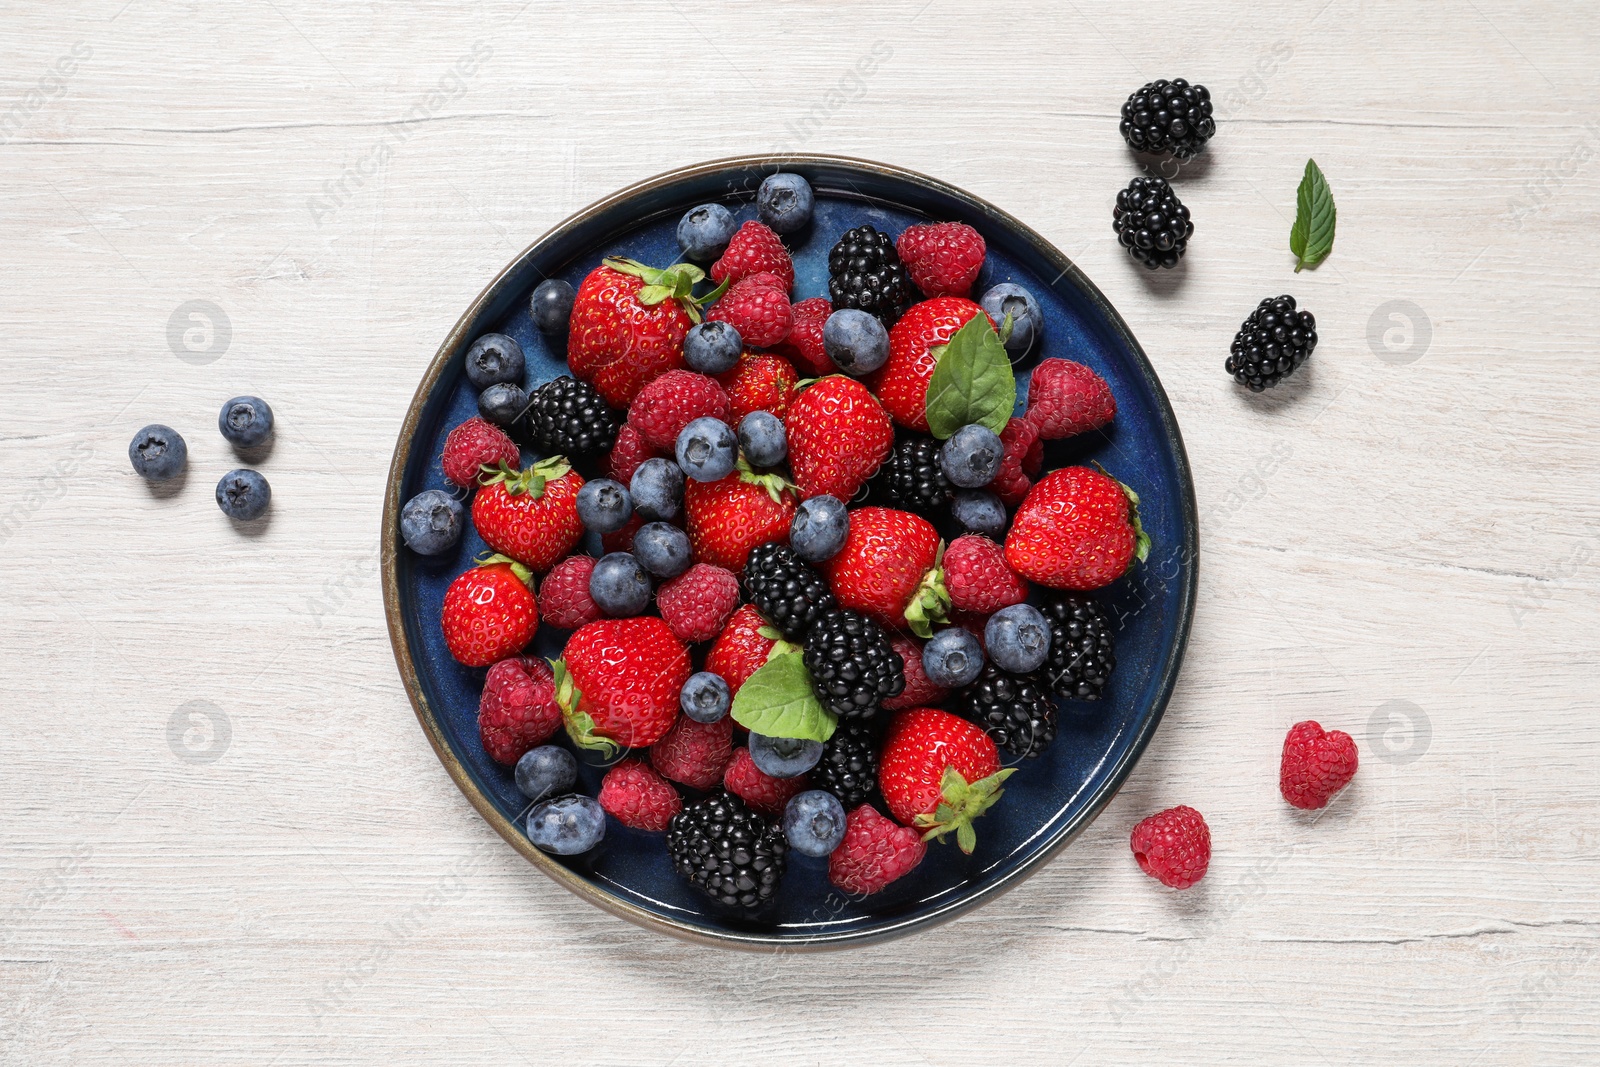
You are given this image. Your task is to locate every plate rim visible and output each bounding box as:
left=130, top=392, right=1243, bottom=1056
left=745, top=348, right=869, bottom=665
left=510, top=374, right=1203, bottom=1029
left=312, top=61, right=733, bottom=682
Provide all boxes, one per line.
left=380, top=152, right=1199, bottom=951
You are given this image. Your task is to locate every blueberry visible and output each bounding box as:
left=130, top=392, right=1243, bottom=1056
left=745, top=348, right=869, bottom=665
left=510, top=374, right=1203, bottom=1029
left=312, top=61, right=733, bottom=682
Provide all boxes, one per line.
left=822, top=309, right=890, bottom=376
left=400, top=489, right=464, bottom=555
left=986, top=603, right=1051, bottom=674
left=789, top=495, right=849, bottom=563
left=632, top=521, right=692, bottom=578
left=128, top=424, right=187, bottom=480
left=464, top=333, right=525, bottom=390
left=215, top=468, right=271, bottom=521
left=979, top=283, right=1043, bottom=361
left=756, top=173, right=814, bottom=235
left=749, top=733, right=823, bottom=779
left=683, top=320, right=743, bottom=374
left=675, top=416, right=738, bottom=483
left=738, top=411, right=787, bottom=468
left=530, top=280, right=576, bottom=334
left=939, top=424, right=1004, bottom=488
left=922, top=627, right=985, bottom=688
left=590, top=551, right=652, bottom=616
left=514, top=745, right=577, bottom=802
left=677, top=202, right=738, bottom=261
left=629, top=458, right=684, bottom=521
left=526, top=795, right=605, bottom=855
left=575, top=478, right=632, bottom=534
left=680, top=671, right=731, bottom=724
left=950, top=490, right=1008, bottom=539
left=218, top=396, right=274, bottom=448
left=782, top=789, right=847, bottom=857
left=477, top=382, right=527, bottom=427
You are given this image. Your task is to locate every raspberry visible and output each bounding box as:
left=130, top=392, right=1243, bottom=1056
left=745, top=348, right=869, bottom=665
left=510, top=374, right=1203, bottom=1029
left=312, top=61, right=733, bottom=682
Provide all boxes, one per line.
left=477, top=656, right=560, bottom=765
left=943, top=535, right=1030, bottom=614
left=882, top=634, right=949, bottom=712
left=991, top=417, right=1039, bottom=507
left=441, top=416, right=519, bottom=488
left=627, top=370, right=731, bottom=451
left=705, top=604, right=781, bottom=696
left=895, top=222, right=986, bottom=299
left=604, top=423, right=660, bottom=486
left=717, top=351, right=799, bottom=422
left=1026, top=359, right=1116, bottom=440
left=1130, top=805, right=1210, bottom=889
left=1024, top=434, right=1044, bottom=478
left=776, top=297, right=834, bottom=376
left=828, top=804, right=926, bottom=896
left=656, top=563, right=741, bottom=643
left=598, top=758, right=682, bottom=831
left=649, top=713, right=734, bottom=790
left=1279, top=720, right=1359, bottom=810
left=537, top=554, right=602, bottom=630
left=710, top=221, right=794, bottom=291
left=600, top=513, right=643, bottom=554
left=722, top=747, right=808, bottom=817
left=706, top=273, right=793, bottom=348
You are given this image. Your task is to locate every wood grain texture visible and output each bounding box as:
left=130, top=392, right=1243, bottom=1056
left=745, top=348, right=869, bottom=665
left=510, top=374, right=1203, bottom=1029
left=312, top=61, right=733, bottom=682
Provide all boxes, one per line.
left=2, top=0, right=1598, bottom=1063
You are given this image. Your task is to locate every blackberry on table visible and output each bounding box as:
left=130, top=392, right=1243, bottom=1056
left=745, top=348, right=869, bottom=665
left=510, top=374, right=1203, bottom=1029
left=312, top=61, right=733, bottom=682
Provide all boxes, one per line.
left=1225, top=295, right=1317, bottom=391
left=957, top=663, right=1057, bottom=759
left=1119, top=78, right=1216, bottom=160
left=524, top=376, right=620, bottom=456
left=828, top=225, right=914, bottom=328
left=803, top=609, right=905, bottom=722
left=808, top=721, right=880, bottom=809
left=666, top=794, right=787, bottom=911
left=870, top=437, right=953, bottom=515
left=1040, top=594, right=1116, bottom=700
left=1113, top=176, right=1193, bottom=270
left=742, top=543, right=837, bottom=640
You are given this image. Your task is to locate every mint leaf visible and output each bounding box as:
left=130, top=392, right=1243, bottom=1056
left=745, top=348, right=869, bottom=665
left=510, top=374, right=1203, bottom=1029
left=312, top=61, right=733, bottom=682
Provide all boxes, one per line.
left=924, top=314, right=1015, bottom=439
left=1289, top=158, right=1336, bottom=272
left=730, top=651, right=837, bottom=742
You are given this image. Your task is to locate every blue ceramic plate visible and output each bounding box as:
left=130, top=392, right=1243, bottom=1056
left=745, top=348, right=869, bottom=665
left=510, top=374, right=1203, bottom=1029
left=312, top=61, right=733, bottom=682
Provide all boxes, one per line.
left=381, top=155, right=1197, bottom=950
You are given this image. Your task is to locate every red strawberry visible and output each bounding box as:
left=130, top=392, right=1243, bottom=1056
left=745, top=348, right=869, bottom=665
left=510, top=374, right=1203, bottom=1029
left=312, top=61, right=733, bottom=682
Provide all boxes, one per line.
left=598, top=758, right=682, bottom=831
left=824, top=506, right=948, bottom=636
left=882, top=634, right=949, bottom=712
left=627, top=370, right=731, bottom=452
left=776, top=297, right=834, bottom=376
left=650, top=713, right=735, bottom=790
left=828, top=803, right=927, bottom=895
left=478, top=656, right=560, bottom=765
left=656, top=562, right=741, bottom=643
left=604, top=422, right=661, bottom=486
left=1280, top=720, right=1359, bottom=810
left=705, top=604, right=785, bottom=695
left=440, top=557, right=538, bottom=668
left=722, top=747, right=808, bottom=817
left=555, top=616, right=690, bottom=752
left=1005, top=466, right=1149, bottom=590
left=991, top=417, right=1040, bottom=507
left=441, top=416, right=520, bottom=489
left=785, top=376, right=893, bottom=501
left=879, top=708, right=1011, bottom=853
left=1025, top=359, right=1116, bottom=440
left=684, top=461, right=797, bottom=572
left=896, top=222, right=986, bottom=298
left=568, top=258, right=714, bottom=408
left=871, top=297, right=991, bottom=432
left=710, top=220, right=794, bottom=291
left=943, top=535, right=1030, bottom=614
left=470, top=458, right=585, bottom=572
left=706, top=272, right=792, bottom=348
left=717, top=350, right=799, bottom=422
left=537, top=554, right=601, bottom=630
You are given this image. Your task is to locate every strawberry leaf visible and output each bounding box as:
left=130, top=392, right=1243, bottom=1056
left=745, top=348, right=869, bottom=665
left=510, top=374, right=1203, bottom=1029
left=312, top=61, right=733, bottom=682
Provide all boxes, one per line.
left=924, top=314, right=1015, bottom=439
left=1289, top=158, right=1336, bottom=272
left=730, top=650, right=837, bottom=742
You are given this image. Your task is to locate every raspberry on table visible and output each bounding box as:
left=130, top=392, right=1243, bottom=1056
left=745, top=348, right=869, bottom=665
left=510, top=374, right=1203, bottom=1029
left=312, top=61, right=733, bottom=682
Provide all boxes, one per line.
left=706, top=273, right=793, bottom=349
left=1130, top=805, right=1211, bottom=889
left=599, top=758, right=683, bottom=831
left=1280, top=720, right=1359, bottom=810
left=656, top=563, right=741, bottom=644
left=776, top=297, right=834, bottom=376
left=650, top=713, right=735, bottom=791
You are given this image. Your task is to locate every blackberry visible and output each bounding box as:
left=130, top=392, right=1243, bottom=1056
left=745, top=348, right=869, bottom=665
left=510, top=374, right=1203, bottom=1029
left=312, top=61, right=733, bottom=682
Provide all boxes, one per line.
left=803, top=610, right=905, bottom=721
left=666, top=794, right=787, bottom=911
left=1113, top=177, right=1193, bottom=270
left=1119, top=78, right=1216, bottom=160
left=524, top=376, right=619, bottom=456
left=1040, top=594, right=1116, bottom=700
left=827, top=225, right=914, bottom=328
left=870, top=437, right=952, bottom=515
left=1225, top=295, right=1317, bottom=391
left=957, top=664, right=1057, bottom=760
left=742, top=543, right=837, bottom=640
left=808, top=721, right=880, bottom=808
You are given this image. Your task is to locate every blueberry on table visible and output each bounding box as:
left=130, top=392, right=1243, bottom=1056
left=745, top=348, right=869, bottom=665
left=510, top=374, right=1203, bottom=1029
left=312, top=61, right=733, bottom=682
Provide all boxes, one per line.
left=128, top=424, right=187, bottom=480
left=530, top=279, right=576, bottom=334
left=632, top=521, right=692, bottom=579
left=215, top=468, right=271, bottom=521
left=400, top=489, right=464, bottom=555
left=749, top=733, right=823, bottom=779
left=950, top=489, right=1007, bottom=539
left=757, top=173, right=814, bottom=234
left=464, top=333, right=525, bottom=390
left=939, top=424, right=1004, bottom=488
left=985, top=603, right=1050, bottom=674
left=218, top=396, right=274, bottom=448
left=789, top=494, right=849, bottom=563
left=921, top=626, right=984, bottom=688
left=515, top=745, right=577, bottom=803
left=476, top=382, right=528, bottom=427
left=526, top=795, right=605, bottom=855
left=629, top=458, right=684, bottom=521
left=737, top=411, right=787, bottom=468
left=676, top=202, right=738, bottom=262
left=822, top=308, right=889, bottom=376
left=575, top=478, right=633, bottom=534
left=675, top=417, right=738, bottom=483
left=782, top=789, right=847, bottom=858
left=680, top=671, right=731, bottom=724
left=589, top=552, right=652, bottom=617
left=979, top=282, right=1042, bottom=361
left=683, top=320, right=743, bottom=374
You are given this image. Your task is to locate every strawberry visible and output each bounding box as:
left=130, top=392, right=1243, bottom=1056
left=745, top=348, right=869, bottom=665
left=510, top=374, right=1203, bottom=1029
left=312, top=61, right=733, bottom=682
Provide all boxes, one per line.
left=568, top=258, right=717, bottom=408
left=824, top=506, right=948, bottom=636
left=598, top=758, right=682, bottom=831
left=705, top=272, right=792, bottom=348
left=705, top=604, right=787, bottom=696
left=722, top=747, right=808, bottom=817
left=871, top=297, right=991, bottom=432
left=441, top=416, right=520, bottom=489
left=1025, top=359, right=1116, bottom=440
left=1005, top=466, right=1149, bottom=590
left=440, top=556, right=539, bottom=668
left=683, top=460, right=797, bottom=572
left=604, top=422, right=661, bottom=486
left=879, top=707, right=1012, bottom=853
left=882, top=634, right=949, bottom=712
left=710, top=220, right=794, bottom=291
left=477, top=656, right=560, bottom=765
left=628, top=370, right=731, bottom=451
left=775, top=297, right=834, bottom=376
left=784, top=376, right=893, bottom=501
left=943, top=534, right=1030, bottom=614
left=717, top=350, right=799, bottom=422
left=554, top=616, right=690, bottom=752
left=991, top=416, right=1040, bottom=508
left=896, top=222, right=986, bottom=298
left=470, top=457, right=584, bottom=573
left=828, top=803, right=927, bottom=895
left=650, top=713, right=735, bottom=790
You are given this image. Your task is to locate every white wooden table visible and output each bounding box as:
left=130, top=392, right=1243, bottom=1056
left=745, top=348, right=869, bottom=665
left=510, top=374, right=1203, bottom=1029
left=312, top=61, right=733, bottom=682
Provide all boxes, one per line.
left=3, top=2, right=1597, bottom=1063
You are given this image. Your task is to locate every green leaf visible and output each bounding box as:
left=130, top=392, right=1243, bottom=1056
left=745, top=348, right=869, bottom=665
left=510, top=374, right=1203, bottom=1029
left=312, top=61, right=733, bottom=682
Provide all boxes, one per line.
left=924, top=314, right=1016, bottom=439
left=730, top=651, right=837, bottom=742
left=1289, top=158, right=1336, bottom=272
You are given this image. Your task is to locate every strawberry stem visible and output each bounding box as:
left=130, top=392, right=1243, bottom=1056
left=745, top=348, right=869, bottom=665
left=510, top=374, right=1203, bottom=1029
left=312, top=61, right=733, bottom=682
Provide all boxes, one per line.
left=602, top=256, right=726, bottom=324
left=913, top=766, right=1016, bottom=854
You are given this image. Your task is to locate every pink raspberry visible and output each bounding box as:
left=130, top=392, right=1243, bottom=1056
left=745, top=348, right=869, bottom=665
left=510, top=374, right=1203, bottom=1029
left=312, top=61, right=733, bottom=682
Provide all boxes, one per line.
left=895, top=222, right=986, bottom=298
left=710, top=220, right=794, bottom=290
left=598, top=758, right=682, bottom=831
left=1280, top=720, right=1359, bottom=810
left=441, top=416, right=519, bottom=488
left=828, top=804, right=927, bottom=895
left=776, top=297, right=834, bottom=376
left=605, top=423, right=660, bottom=486
left=706, top=273, right=792, bottom=348
left=656, top=563, right=741, bottom=643
left=882, top=634, right=948, bottom=712
left=943, top=535, right=1030, bottom=614
left=477, top=656, right=560, bottom=766
left=649, top=713, right=734, bottom=790
left=627, top=371, right=731, bottom=451
left=1130, top=805, right=1211, bottom=889
left=722, top=747, right=808, bottom=817
left=1026, top=359, right=1116, bottom=440
left=991, top=417, right=1039, bottom=507
left=538, top=554, right=602, bottom=630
